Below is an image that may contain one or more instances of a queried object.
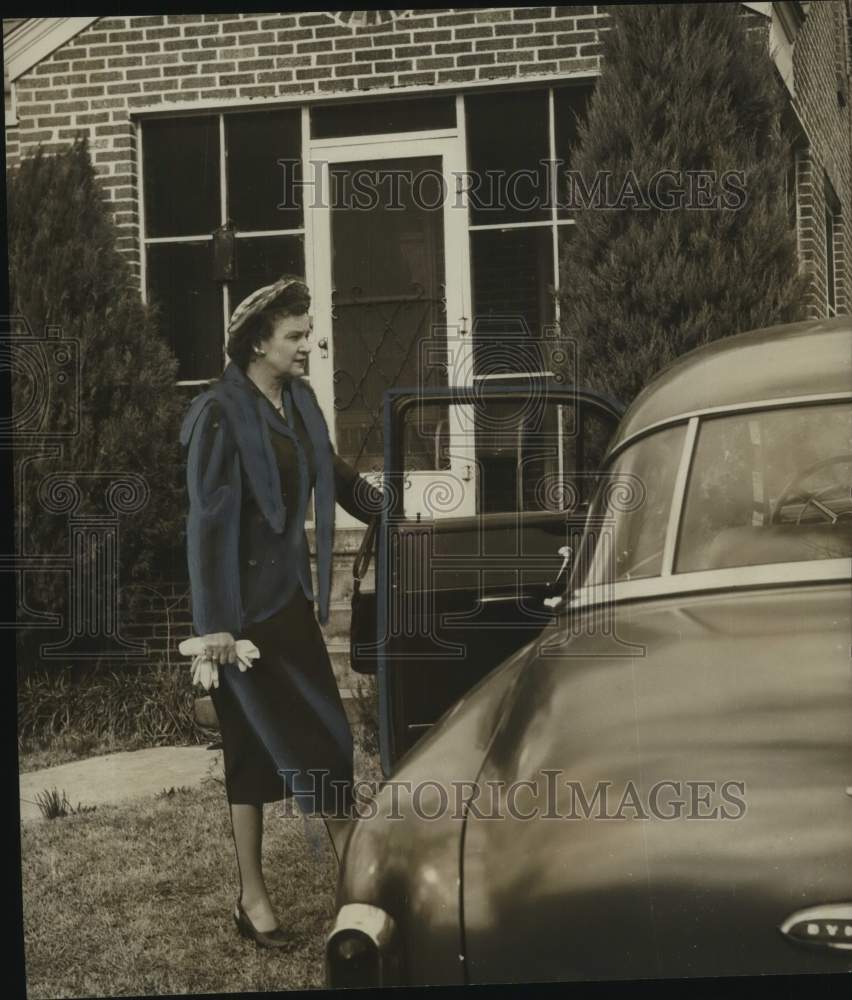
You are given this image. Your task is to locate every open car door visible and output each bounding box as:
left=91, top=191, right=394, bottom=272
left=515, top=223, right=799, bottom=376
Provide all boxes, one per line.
left=351, top=378, right=623, bottom=776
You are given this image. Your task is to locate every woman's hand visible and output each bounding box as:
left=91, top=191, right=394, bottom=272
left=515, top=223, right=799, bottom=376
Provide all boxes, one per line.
left=179, top=633, right=258, bottom=692
left=200, top=632, right=238, bottom=666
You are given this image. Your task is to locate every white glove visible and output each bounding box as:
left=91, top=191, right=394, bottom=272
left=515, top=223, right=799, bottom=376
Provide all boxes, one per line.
left=178, top=637, right=261, bottom=691
left=191, top=654, right=219, bottom=691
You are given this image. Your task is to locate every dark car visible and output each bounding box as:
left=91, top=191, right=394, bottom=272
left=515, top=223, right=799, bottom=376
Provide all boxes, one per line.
left=328, top=318, right=852, bottom=987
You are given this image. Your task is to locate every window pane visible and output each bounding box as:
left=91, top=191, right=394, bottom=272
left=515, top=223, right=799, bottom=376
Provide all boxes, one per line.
left=143, top=116, right=219, bottom=238
left=554, top=84, right=593, bottom=220
left=676, top=405, right=852, bottom=573
left=146, top=242, right=223, bottom=381
left=311, top=96, right=455, bottom=139
left=230, top=235, right=305, bottom=310
left=556, top=223, right=576, bottom=319
left=225, top=109, right=302, bottom=232
left=472, top=395, right=612, bottom=516
left=580, top=425, right=687, bottom=586
left=466, top=89, right=549, bottom=225
left=471, top=227, right=554, bottom=369
left=402, top=401, right=451, bottom=473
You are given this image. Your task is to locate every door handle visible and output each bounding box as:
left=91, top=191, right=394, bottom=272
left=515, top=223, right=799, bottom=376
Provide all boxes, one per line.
left=317, top=337, right=329, bottom=358
left=543, top=545, right=573, bottom=609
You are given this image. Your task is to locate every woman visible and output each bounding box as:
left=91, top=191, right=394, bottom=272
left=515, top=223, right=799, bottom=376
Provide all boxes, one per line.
left=180, top=275, right=383, bottom=949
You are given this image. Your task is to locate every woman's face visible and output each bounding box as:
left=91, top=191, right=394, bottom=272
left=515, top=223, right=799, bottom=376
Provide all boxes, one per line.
left=258, top=309, right=313, bottom=377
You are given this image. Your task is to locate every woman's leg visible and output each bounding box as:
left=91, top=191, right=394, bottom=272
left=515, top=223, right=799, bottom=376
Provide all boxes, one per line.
left=229, top=802, right=279, bottom=932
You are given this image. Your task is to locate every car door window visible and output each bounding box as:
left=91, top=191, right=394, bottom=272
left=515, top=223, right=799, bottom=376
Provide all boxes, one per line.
left=398, top=391, right=614, bottom=519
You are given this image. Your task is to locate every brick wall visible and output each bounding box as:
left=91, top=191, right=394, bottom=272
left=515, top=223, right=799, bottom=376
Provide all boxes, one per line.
left=791, top=0, right=852, bottom=317
left=5, top=7, right=607, bottom=281
left=119, top=579, right=193, bottom=664
left=831, top=205, right=847, bottom=313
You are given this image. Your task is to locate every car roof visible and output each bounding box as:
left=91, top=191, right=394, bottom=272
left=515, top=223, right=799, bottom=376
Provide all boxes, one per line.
left=609, top=316, right=852, bottom=453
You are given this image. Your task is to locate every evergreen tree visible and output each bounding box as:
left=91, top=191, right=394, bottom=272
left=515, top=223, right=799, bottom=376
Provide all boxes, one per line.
left=558, top=2, right=808, bottom=405
left=8, top=138, right=185, bottom=661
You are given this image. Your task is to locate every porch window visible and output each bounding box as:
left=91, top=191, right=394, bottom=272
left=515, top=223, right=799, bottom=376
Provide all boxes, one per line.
left=470, top=227, right=553, bottom=347
left=142, top=110, right=304, bottom=384
left=465, top=84, right=593, bottom=375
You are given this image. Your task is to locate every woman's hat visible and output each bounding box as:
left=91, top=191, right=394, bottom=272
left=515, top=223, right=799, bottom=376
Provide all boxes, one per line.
left=228, top=276, right=308, bottom=336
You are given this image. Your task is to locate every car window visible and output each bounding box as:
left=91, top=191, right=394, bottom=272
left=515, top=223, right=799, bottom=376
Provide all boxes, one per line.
left=578, top=423, right=687, bottom=586
left=676, top=402, right=852, bottom=572
left=400, top=394, right=616, bottom=519
left=476, top=396, right=571, bottom=515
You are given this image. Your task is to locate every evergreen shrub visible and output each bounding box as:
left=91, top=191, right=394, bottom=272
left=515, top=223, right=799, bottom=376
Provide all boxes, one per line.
left=559, top=2, right=808, bottom=405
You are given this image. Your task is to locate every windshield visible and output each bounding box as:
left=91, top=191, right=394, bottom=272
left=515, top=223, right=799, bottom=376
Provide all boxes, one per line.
left=573, top=401, right=852, bottom=592
left=575, top=424, right=686, bottom=588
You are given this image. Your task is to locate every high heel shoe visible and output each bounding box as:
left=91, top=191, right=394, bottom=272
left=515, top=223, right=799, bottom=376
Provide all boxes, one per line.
left=233, top=899, right=291, bottom=950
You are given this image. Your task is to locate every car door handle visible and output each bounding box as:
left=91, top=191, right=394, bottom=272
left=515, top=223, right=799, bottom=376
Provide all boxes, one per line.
left=543, top=545, right=573, bottom=608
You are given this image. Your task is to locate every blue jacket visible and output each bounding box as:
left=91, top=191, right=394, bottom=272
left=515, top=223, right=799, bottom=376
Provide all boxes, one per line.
left=180, top=362, right=373, bottom=636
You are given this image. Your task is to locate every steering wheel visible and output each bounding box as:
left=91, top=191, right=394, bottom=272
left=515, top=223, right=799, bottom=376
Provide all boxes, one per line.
left=771, top=454, right=852, bottom=526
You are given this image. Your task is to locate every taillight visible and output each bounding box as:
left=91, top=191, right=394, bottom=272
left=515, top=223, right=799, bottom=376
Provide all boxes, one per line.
left=325, top=903, right=401, bottom=987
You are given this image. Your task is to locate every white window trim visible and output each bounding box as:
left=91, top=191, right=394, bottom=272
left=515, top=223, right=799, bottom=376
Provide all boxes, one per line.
left=4, top=17, right=99, bottom=82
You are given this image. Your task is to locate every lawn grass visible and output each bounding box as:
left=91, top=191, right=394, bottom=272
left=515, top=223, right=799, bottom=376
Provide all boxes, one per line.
left=21, top=738, right=382, bottom=997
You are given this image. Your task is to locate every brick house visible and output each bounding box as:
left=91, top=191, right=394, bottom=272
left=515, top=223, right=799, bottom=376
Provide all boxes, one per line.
left=4, top=5, right=851, bottom=693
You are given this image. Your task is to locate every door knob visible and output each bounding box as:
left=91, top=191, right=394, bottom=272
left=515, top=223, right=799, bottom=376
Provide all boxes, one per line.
left=317, top=337, right=329, bottom=358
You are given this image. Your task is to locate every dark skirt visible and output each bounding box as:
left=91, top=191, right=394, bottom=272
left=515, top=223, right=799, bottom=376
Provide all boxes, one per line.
left=209, top=588, right=353, bottom=818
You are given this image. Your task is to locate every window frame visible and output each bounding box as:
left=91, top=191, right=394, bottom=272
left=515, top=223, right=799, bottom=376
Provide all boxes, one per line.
left=139, top=108, right=307, bottom=387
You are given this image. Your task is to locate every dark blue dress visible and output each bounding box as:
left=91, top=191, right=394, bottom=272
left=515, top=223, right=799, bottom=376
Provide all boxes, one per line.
left=192, top=379, right=377, bottom=816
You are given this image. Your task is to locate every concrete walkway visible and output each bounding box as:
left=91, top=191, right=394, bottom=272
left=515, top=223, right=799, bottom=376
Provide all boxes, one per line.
left=19, top=745, right=224, bottom=822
